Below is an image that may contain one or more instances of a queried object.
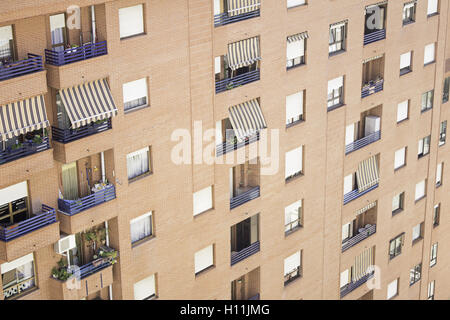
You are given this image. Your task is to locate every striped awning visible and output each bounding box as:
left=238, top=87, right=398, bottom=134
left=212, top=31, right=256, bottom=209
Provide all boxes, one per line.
left=59, top=78, right=118, bottom=129
left=228, top=99, right=266, bottom=142
left=356, top=156, right=379, bottom=192
left=356, top=201, right=377, bottom=215
left=330, top=20, right=348, bottom=29
left=227, top=0, right=260, bottom=17
left=287, top=31, right=309, bottom=43
left=0, top=95, right=49, bottom=142
left=363, top=54, right=384, bottom=64
left=227, top=37, right=261, bottom=71
left=352, top=246, right=374, bottom=282
left=365, top=1, right=388, bottom=12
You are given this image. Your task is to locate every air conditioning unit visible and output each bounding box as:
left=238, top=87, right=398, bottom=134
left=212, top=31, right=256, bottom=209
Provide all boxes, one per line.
left=55, top=234, right=76, bottom=254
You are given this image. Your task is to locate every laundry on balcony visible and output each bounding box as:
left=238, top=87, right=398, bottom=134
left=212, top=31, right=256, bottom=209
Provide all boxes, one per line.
left=58, top=78, right=118, bottom=129
left=228, top=99, right=266, bottom=142
left=227, top=36, right=261, bottom=70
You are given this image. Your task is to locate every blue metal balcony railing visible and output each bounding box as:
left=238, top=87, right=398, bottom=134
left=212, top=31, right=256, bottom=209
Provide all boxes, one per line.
left=363, top=29, right=386, bottom=45
left=248, top=293, right=260, bottom=300
left=0, top=137, right=50, bottom=165
left=214, top=9, right=260, bottom=27
left=342, top=224, right=377, bottom=252
left=0, top=54, right=43, bottom=82
left=58, top=184, right=116, bottom=216
left=345, top=131, right=381, bottom=155
left=45, top=41, right=107, bottom=66
left=77, top=258, right=112, bottom=280
left=216, top=132, right=259, bottom=157
left=230, top=186, right=260, bottom=210
left=230, top=241, right=260, bottom=266
left=361, top=79, right=384, bottom=98
left=0, top=205, right=56, bottom=242
left=343, top=184, right=379, bottom=205
left=216, top=69, right=260, bottom=94
left=340, top=272, right=375, bottom=298
left=52, top=119, right=112, bottom=144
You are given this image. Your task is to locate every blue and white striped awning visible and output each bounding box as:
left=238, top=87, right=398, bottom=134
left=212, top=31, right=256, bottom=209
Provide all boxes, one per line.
left=228, top=98, right=266, bottom=142
left=287, top=31, right=309, bottom=43
left=227, top=36, right=261, bottom=71
left=227, top=0, right=260, bottom=17
left=356, top=156, right=379, bottom=192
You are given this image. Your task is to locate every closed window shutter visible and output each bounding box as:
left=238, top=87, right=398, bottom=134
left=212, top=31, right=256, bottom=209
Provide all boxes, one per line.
left=0, top=181, right=28, bottom=207
left=123, top=78, right=148, bottom=104
left=436, top=163, right=442, bottom=184
left=345, top=124, right=355, bottom=146
left=284, top=251, right=300, bottom=276
left=427, top=0, right=438, bottom=15
left=424, top=43, right=435, bottom=64
left=328, top=76, right=343, bottom=94
left=133, top=274, right=155, bottom=300
left=340, top=269, right=349, bottom=288
left=412, top=224, right=421, bottom=240
left=286, top=39, right=304, bottom=60
left=286, top=91, right=303, bottom=123
left=287, top=0, right=305, bottom=8
left=195, top=245, right=214, bottom=273
left=343, top=174, right=353, bottom=195
left=400, top=52, right=411, bottom=69
left=119, top=4, right=144, bottom=39
left=394, top=148, right=406, bottom=169
left=387, top=279, right=398, bottom=299
left=285, top=146, right=303, bottom=178
left=415, top=180, right=426, bottom=200
left=397, top=100, right=409, bottom=122
left=193, top=186, right=213, bottom=216
left=284, top=200, right=302, bottom=226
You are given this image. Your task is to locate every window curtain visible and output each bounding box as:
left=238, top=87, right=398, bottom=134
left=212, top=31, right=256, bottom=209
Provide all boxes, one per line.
left=127, top=147, right=149, bottom=180
left=130, top=213, right=152, bottom=243
left=50, top=14, right=66, bottom=47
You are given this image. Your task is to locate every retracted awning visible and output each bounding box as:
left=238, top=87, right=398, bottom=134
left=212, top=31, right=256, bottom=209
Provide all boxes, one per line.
left=59, top=78, right=118, bottom=129
left=228, top=99, right=266, bottom=142
left=227, top=36, right=261, bottom=71
left=352, top=246, right=374, bottom=282
left=287, top=31, right=309, bottom=43
left=356, top=156, right=379, bottom=192
left=0, top=95, right=49, bottom=141
left=356, top=201, right=377, bottom=215
left=227, top=0, right=260, bottom=17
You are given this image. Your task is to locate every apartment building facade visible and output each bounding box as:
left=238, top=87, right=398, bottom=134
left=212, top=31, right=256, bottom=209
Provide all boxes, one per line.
left=0, top=0, right=449, bottom=300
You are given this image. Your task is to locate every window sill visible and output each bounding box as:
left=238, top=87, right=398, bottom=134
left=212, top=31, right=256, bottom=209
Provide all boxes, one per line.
left=400, top=68, right=412, bottom=76
left=402, top=20, right=415, bottom=26
left=284, top=274, right=302, bottom=287
left=392, top=208, right=404, bottom=217
left=195, top=265, right=216, bottom=278
left=120, top=32, right=147, bottom=41
left=286, top=63, right=306, bottom=71
left=329, top=50, right=346, bottom=58
left=424, top=61, right=436, bottom=67
left=132, top=235, right=156, bottom=249
left=394, top=164, right=406, bottom=172
left=417, top=153, right=429, bottom=160
left=128, top=171, right=153, bottom=184
left=286, top=119, right=305, bottom=129
left=397, top=118, right=409, bottom=125
left=327, top=103, right=345, bottom=112
left=193, top=207, right=214, bottom=219
left=124, top=104, right=150, bottom=115
left=433, top=223, right=439, bottom=228
left=285, top=172, right=304, bottom=184
left=287, top=4, right=307, bottom=11
left=412, top=237, right=423, bottom=245
left=436, top=182, right=442, bottom=188
left=439, top=142, right=446, bottom=147
left=389, top=254, right=401, bottom=261
left=388, top=293, right=399, bottom=300
left=427, top=12, right=439, bottom=18
left=285, top=225, right=303, bottom=237
left=421, top=107, right=432, bottom=114
left=409, top=280, right=420, bottom=287
left=415, top=195, right=426, bottom=203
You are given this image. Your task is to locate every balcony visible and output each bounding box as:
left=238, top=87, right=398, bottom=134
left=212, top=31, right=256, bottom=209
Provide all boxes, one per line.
left=52, top=119, right=112, bottom=144
left=361, top=79, right=384, bottom=98
left=363, top=29, right=386, bottom=46
left=341, top=271, right=375, bottom=298
left=231, top=240, right=260, bottom=266
left=215, top=69, right=260, bottom=94
left=214, top=9, right=260, bottom=27
left=345, top=131, right=381, bottom=154
left=344, top=184, right=378, bottom=205
left=0, top=137, right=50, bottom=166
left=45, top=41, right=107, bottom=67
left=58, top=184, right=116, bottom=216
left=342, top=224, right=376, bottom=252
left=0, top=54, right=43, bottom=82
left=230, top=186, right=260, bottom=209
left=217, top=132, right=259, bottom=157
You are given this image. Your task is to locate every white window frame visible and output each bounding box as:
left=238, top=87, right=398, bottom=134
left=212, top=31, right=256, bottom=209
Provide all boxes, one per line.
left=400, top=51, right=412, bottom=74
left=327, top=76, right=344, bottom=109
left=284, top=199, right=303, bottom=233
left=392, top=192, right=404, bottom=213
left=286, top=91, right=304, bottom=126
left=436, top=163, right=443, bottom=186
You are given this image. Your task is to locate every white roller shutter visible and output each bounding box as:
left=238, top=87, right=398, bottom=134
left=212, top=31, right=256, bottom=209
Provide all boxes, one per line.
left=340, top=269, right=349, bottom=288
left=286, top=91, right=303, bottom=123
left=343, top=174, right=353, bottom=195
left=123, top=78, right=148, bottom=103
left=285, top=146, right=303, bottom=179
left=0, top=181, right=28, bottom=207
left=415, top=180, right=426, bottom=200
left=286, top=39, right=304, bottom=60
left=424, top=43, right=435, bottom=64
left=427, top=0, right=438, bottom=15
left=387, top=279, right=398, bottom=299
left=287, top=0, right=306, bottom=8
left=133, top=274, right=155, bottom=300
left=397, top=100, right=409, bottom=122
left=284, top=251, right=301, bottom=275
left=400, top=52, right=411, bottom=69
left=119, top=4, right=144, bottom=39
left=328, top=76, right=343, bottom=94
left=394, top=147, right=406, bottom=169
left=195, top=245, right=214, bottom=274
left=1, top=253, right=34, bottom=274
left=193, top=186, right=213, bottom=216
left=345, top=124, right=355, bottom=146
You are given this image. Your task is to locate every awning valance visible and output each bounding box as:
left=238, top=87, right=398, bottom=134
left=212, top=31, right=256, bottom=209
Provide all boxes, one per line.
left=59, top=78, right=118, bottom=129
left=0, top=95, right=49, bottom=141
left=356, top=201, right=377, bottom=215
left=365, top=1, right=388, bottom=12
left=330, top=20, right=348, bottom=29
left=227, top=36, right=261, bottom=71
left=356, top=156, right=379, bottom=192
left=363, top=54, right=384, bottom=64
left=287, top=31, right=309, bottom=43
left=227, top=0, right=260, bottom=17
left=228, top=99, right=266, bottom=142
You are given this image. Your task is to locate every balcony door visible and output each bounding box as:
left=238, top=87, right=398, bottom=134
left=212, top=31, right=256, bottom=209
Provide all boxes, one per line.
left=62, top=162, right=79, bottom=200
left=50, top=13, right=68, bottom=51
left=0, top=25, right=16, bottom=64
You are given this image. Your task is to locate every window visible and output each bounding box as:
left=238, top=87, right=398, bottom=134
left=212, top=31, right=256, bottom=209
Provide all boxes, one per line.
left=284, top=251, right=302, bottom=285
left=427, top=0, right=439, bottom=16
left=421, top=90, right=434, bottom=112
left=193, top=186, right=213, bottom=216
left=428, top=281, right=435, bottom=300
left=119, top=4, right=145, bottom=39
left=127, top=146, right=151, bottom=181
left=285, top=199, right=303, bottom=234
left=327, top=76, right=344, bottom=110
left=342, top=222, right=353, bottom=242
left=387, top=278, right=399, bottom=299
left=443, top=77, right=449, bottom=103
left=130, top=211, right=153, bottom=244
left=424, top=43, right=436, bottom=65
left=409, top=263, right=421, bottom=286
left=397, top=100, right=409, bottom=123
left=400, top=52, right=412, bottom=75
left=418, top=136, right=431, bottom=158
left=0, top=181, right=29, bottom=226
left=1, top=253, right=36, bottom=299
left=403, top=1, right=417, bottom=25
left=49, top=14, right=67, bottom=50
left=433, top=204, right=440, bottom=227
left=439, top=121, right=447, bottom=146
left=394, top=147, right=407, bottom=170
left=436, top=163, right=443, bottom=187
left=392, top=192, right=405, bottom=214
left=340, top=269, right=349, bottom=288
left=415, top=180, right=426, bottom=201
left=286, top=34, right=306, bottom=69
left=412, top=223, right=423, bottom=243
left=286, top=91, right=304, bottom=127
left=343, top=174, right=355, bottom=195
left=0, top=25, right=15, bottom=63
left=287, top=0, right=306, bottom=9
left=133, top=274, right=156, bottom=300
left=123, top=78, right=148, bottom=112
left=285, top=146, right=303, bottom=181
left=430, top=243, right=438, bottom=266
left=329, top=21, right=347, bottom=54
left=389, top=233, right=404, bottom=259
left=194, top=244, right=214, bottom=275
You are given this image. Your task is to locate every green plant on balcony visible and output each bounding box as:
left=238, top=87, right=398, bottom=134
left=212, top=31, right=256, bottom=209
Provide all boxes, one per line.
left=51, top=258, right=72, bottom=281
left=10, top=142, right=23, bottom=151
left=32, top=134, right=43, bottom=145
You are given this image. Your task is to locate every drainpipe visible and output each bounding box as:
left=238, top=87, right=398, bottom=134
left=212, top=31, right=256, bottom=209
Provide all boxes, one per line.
left=91, top=5, right=96, bottom=43
left=100, top=151, right=106, bottom=183
left=104, top=220, right=113, bottom=300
